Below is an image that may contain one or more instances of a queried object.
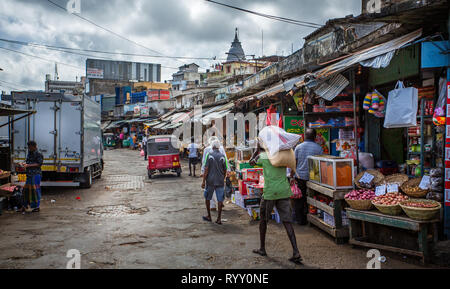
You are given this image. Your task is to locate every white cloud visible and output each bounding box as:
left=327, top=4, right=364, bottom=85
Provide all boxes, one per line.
left=0, top=0, right=361, bottom=93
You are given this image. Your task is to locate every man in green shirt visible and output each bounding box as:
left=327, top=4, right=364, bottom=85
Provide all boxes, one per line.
left=250, top=143, right=303, bottom=265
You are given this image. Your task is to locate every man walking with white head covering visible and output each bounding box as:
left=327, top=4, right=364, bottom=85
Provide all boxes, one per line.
left=202, top=139, right=227, bottom=225
left=201, top=136, right=229, bottom=210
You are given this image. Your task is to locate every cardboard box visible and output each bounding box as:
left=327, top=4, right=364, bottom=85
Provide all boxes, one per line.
left=238, top=180, right=256, bottom=196
left=242, top=168, right=263, bottom=182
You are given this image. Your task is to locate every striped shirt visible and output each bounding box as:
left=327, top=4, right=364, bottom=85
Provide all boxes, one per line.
left=294, top=140, right=323, bottom=180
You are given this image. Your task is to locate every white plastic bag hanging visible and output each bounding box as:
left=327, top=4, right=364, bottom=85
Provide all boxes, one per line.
left=383, top=81, right=418, bottom=128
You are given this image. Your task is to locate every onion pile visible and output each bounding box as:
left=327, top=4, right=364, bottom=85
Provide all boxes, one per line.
left=402, top=201, right=439, bottom=208
left=345, top=189, right=376, bottom=201
left=372, top=193, right=408, bottom=206
left=1, top=185, right=16, bottom=192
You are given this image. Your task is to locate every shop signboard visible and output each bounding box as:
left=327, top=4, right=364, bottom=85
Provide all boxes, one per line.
left=446, top=81, right=450, bottom=207
left=284, top=115, right=304, bottom=140
left=141, top=106, right=149, bottom=117
left=316, top=128, right=330, bottom=155
left=86, top=68, right=104, bottom=79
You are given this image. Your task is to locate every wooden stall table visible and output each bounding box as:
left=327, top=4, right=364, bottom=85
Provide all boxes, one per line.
left=306, top=181, right=350, bottom=244
left=346, top=208, right=440, bottom=264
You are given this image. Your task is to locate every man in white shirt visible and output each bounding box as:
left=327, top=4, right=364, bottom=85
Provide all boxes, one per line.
left=188, top=138, right=199, bottom=177
left=142, top=134, right=148, bottom=160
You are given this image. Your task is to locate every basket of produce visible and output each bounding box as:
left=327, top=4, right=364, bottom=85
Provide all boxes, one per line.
left=345, top=189, right=375, bottom=210
left=382, top=173, right=409, bottom=187
left=0, top=169, right=10, bottom=179
left=400, top=199, right=441, bottom=221
left=372, top=193, right=409, bottom=216
left=0, top=183, right=17, bottom=195
left=401, top=178, right=429, bottom=198
left=355, top=170, right=385, bottom=189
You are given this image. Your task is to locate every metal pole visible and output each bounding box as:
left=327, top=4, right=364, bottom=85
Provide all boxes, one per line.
left=352, top=70, right=359, bottom=173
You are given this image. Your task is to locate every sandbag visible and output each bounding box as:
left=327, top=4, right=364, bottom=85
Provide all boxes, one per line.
left=267, top=149, right=296, bottom=172
left=258, top=126, right=300, bottom=156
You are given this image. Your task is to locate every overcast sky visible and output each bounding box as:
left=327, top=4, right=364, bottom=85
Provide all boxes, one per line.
left=0, top=0, right=361, bottom=93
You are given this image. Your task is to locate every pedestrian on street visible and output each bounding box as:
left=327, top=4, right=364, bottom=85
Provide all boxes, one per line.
left=132, top=134, right=138, bottom=150
left=291, top=128, right=323, bottom=225
left=201, top=136, right=230, bottom=211
left=250, top=142, right=303, bottom=265
left=18, top=141, right=43, bottom=213
left=188, top=138, right=199, bottom=177
left=119, top=131, right=124, bottom=148
left=201, top=140, right=227, bottom=225
left=142, top=134, right=148, bottom=160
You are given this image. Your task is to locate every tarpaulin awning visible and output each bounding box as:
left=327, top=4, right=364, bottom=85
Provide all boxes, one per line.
left=144, top=120, right=161, bottom=127
left=159, top=110, right=177, bottom=120
left=295, top=29, right=423, bottom=87
left=153, top=122, right=169, bottom=129
left=0, top=107, right=34, bottom=116
left=200, top=102, right=234, bottom=125
left=101, top=121, right=112, bottom=130
left=0, top=106, right=36, bottom=129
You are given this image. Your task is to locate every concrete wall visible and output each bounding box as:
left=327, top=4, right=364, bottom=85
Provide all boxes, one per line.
left=88, top=79, right=132, bottom=96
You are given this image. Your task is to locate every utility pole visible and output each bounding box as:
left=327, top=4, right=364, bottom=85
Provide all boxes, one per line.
left=261, top=29, right=264, bottom=57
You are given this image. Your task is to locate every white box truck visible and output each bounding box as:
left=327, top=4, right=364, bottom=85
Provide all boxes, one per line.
left=6, top=92, right=103, bottom=188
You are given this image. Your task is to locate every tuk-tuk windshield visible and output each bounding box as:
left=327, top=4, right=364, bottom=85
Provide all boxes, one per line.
left=147, top=137, right=178, bottom=155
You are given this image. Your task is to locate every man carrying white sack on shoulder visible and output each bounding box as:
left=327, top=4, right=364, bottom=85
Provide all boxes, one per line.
left=250, top=126, right=303, bottom=265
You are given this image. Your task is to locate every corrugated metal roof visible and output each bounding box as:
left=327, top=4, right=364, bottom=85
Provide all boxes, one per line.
left=295, top=28, right=423, bottom=87
left=313, top=74, right=350, bottom=101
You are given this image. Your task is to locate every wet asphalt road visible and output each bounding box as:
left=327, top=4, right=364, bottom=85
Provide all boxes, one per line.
left=0, top=149, right=429, bottom=269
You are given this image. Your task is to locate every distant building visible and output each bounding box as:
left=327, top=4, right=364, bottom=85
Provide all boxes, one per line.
left=45, top=75, right=84, bottom=95
left=170, top=63, right=201, bottom=91
left=86, top=59, right=161, bottom=82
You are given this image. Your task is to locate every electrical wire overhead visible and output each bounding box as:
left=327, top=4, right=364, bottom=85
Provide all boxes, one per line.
left=205, top=0, right=323, bottom=28
left=46, top=0, right=208, bottom=67
left=0, top=38, right=221, bottom=61
left=0, top=46, right=85, bottom=70
left=0, top=79, right=31, bottom=90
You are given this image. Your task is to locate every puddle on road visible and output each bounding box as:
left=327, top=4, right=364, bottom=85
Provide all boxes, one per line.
left=87, top=204, right=149, bottom=217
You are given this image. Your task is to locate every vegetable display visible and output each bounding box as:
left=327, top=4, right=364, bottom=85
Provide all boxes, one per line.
left=372, top=193, right=409, bottom=206
left=345, top=189, right=376, bottom=200
left=0, top=185, right=16, bottom=192
left=402, top=201, right=439, bottom=208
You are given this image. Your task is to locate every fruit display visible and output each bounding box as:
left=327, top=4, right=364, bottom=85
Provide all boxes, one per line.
left=372, top=193, right=409, bottom=206
left=345, top=189, right=376, bottom=200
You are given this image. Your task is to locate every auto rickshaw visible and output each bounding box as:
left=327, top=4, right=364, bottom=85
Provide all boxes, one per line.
left=103, top=133, right=116, bottom=149
left=147, top=135, right=182, bottom=178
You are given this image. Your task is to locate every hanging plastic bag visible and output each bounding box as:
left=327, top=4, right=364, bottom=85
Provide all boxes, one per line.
left=384, top=81, right=418, bottom=128
left=266, top=105, right=277, bottom=126
left=140, top=149, right=145, bottom=157
left=290, top=182, right=302, bottom=199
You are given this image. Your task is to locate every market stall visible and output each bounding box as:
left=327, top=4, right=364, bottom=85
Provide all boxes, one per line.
left=342, top=169, right=442, bottom=264
left=0, top=105, right=35, bottom=214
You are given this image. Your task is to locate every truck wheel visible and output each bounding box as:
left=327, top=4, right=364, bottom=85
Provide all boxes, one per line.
left=176, top=168, right=181, bottom=177
left=148, top=170, right=152, bottom=179
left=81, top=169, right=92, bottom=189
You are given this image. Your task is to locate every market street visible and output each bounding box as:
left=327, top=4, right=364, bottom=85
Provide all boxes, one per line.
left=0, top=148, right=428, bottom=269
